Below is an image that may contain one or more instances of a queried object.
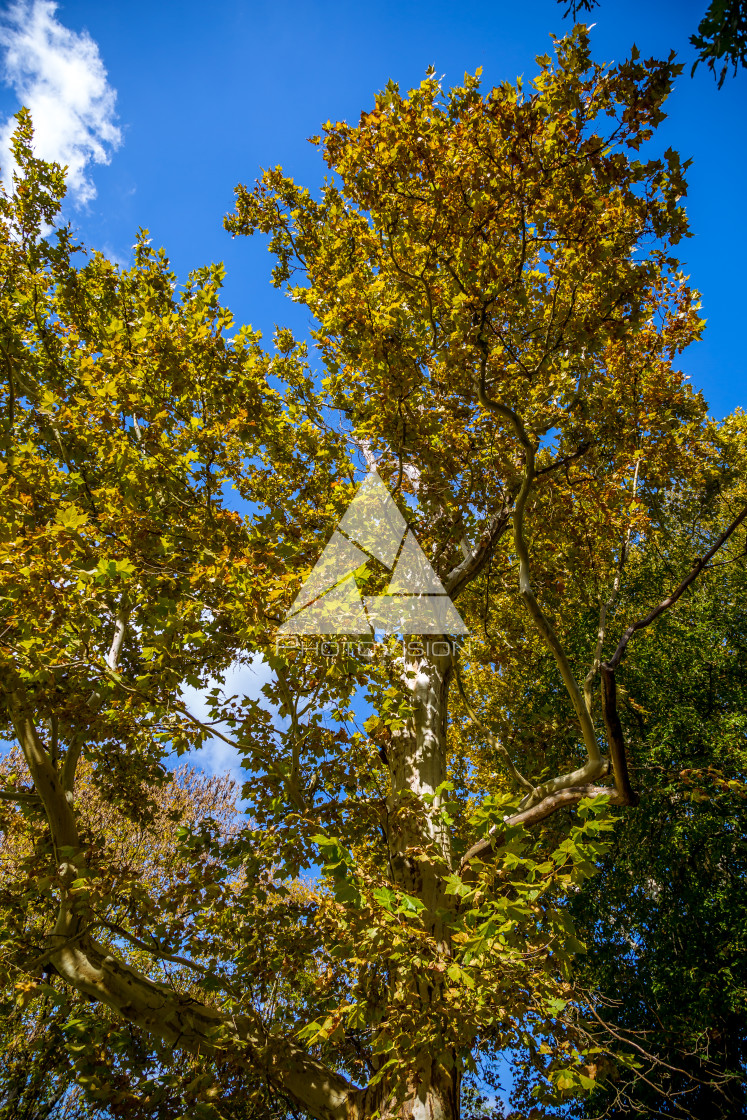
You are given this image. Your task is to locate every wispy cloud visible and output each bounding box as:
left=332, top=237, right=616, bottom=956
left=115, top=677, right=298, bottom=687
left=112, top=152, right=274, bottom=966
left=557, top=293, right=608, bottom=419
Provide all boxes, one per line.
left=0, top=0, right=121, bottom=204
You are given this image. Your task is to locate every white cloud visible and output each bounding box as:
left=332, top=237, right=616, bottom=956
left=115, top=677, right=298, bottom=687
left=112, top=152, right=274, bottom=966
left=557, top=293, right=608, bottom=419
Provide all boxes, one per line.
left=0, top=0, right=121, bottom=204
left=180, top=656, right=277, bottom=793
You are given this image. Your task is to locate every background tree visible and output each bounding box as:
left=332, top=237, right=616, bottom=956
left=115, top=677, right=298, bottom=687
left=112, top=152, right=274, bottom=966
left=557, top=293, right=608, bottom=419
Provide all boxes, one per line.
left=1, top=27, right=745, bottom=1120
left=561, top=413, right=747, bottom=1118
left=0, top=755, right=264, bottom=1120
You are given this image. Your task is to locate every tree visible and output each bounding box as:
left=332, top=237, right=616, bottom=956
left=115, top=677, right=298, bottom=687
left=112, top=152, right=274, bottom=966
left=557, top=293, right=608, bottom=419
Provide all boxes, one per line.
left=1, top=28, right=745, bottom=1119
left=563, top=415, right=747, bottom=1118
left=460, top=412, right=747, bottom=1116
left=559, top=1, right=747, bottom=87
left=0, top=758, right=244, bottom=1120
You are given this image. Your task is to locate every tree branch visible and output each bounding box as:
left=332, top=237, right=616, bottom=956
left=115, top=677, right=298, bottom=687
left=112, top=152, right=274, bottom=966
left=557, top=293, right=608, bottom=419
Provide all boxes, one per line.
left=6, top=690, right=370, bottom=1120
left=474, top=370, right=606, bottom=803
left=600, top=665, right=638, bottom=806
left=61, top=601, right=131, bottom=795
left=8, top=693, right=80, bottom=869
left=0, top=788, right=41, bottom=803
left=93, top=916, right=240, bottom=994
left=61, top=739, right=83, bottom=796
left=444, top=507, right=510, bottom=601
left=106, top=601, right=130, bottom=672
left=606, top=502, right=747, bottom=671
left=534, top=441, right=591, bottom=478
left=460, top=781, right=620, bottom=877
left=48, top=933, right=362, bottom=1120
left=594, top=502, right=747, bottom=808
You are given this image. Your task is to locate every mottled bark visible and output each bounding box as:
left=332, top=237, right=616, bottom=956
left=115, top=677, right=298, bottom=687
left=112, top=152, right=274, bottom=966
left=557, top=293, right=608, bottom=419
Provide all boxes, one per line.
left=384, top=645, right=460, bottom=1120
left=382, top=1061, right=459, bottom=1120
left=387, top=645, right=454, bottom=919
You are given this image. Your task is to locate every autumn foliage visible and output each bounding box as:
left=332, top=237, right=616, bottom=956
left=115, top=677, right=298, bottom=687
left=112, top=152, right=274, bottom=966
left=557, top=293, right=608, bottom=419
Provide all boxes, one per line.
left=1, top=28, right=746, bottom=1120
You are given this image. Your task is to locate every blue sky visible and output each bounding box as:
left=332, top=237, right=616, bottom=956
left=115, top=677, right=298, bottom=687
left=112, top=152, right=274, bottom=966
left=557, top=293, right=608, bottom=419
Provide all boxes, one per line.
left=0, top=0, right=744, bottom=422
left=0, top=0, right=743, bottom=800
left=0, top=14, right=740, bottom=1102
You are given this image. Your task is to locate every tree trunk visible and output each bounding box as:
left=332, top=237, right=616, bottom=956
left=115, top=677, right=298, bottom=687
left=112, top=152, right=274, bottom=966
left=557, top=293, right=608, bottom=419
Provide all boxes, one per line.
left=387, top=643, right=454, bottom=903
left=383, top=644, right=460, bottom=1120
left=383, top=1061, right=459, bottom=1120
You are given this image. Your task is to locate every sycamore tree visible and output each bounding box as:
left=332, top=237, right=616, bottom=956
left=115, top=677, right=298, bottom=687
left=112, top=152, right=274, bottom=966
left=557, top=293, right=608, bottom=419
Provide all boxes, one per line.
left=1, top=29, right=746, bottom=1120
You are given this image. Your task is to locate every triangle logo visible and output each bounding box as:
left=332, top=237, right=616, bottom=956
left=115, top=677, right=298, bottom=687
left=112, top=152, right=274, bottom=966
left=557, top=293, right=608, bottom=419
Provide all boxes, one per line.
left=278, top=470, right=469, bottom=636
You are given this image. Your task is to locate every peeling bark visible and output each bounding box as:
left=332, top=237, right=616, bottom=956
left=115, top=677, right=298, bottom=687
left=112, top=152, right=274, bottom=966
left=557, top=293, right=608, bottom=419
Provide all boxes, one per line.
left=388, top=645, right=454, bottom=915
left=382, top=1061, right=459, bottom=1120
left=383, top=645, right=460, bottom=1120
